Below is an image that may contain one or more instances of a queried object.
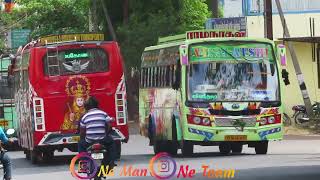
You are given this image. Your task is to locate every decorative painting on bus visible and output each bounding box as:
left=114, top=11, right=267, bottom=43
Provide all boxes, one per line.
left=61, top=75, right=91, bottom=130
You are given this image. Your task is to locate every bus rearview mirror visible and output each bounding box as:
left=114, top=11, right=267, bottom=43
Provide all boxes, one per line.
left=180, top=44, right=188, bottom=65
left=278, top=44, right=287, bottom=66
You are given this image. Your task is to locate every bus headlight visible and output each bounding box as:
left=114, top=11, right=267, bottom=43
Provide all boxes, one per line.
left=202, top=118, right=211, bottom=126
left=268, top=116, right=275, bottom=124
left=260, top=117, right=267, bottom=125
left=193, top=117, right=201, bottom=124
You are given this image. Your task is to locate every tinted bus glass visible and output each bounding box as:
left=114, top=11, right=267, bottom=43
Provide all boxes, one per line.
left=44, top=48, right=109, bottom=76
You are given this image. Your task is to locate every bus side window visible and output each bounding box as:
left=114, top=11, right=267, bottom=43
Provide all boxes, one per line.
left=144, top=68, right=148, bottom=88
left=154, top=67, right=157, bottom=87
left=153, top=67, right=156, bottom=87
left=150, top=67, right=153, bottom=87
left=140, top=68, right=144, bottom=88
left=171, top=65, right=176, bottom=87
left=157, top=67, right=161, bottom=87
left=146, top=68, right=149, bottom=88
left=161, top=67, right=165, bottom=87
left=165, top=66, right=170, bottom=87
left=154, top=67, right=158, bottom=87
left=147, top=67, right=151, bottom=88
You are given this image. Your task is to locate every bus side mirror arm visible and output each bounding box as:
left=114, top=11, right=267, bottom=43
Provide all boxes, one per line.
left=281, top=69, right=290, bottom=85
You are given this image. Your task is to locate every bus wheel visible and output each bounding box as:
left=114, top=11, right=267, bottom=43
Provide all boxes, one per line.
left=219, top=142, right=231, bottom=155
left=30, top=150, right=41, bottom=164
left=181, top=141, right=193, bottom=157
left=25, top=150, right=31, bottom=160
left=169, top=118, right=178, bottom=156
left=255, top=141, right=268, bottom=154
left=115, top=141, right=121, bottom=160
left=231, top=143, right=243, bottom=154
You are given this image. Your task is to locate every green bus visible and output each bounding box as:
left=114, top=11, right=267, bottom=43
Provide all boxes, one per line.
left=0, top=56, right=17, bottom=135
left=139, top=30, right=287, bottom=156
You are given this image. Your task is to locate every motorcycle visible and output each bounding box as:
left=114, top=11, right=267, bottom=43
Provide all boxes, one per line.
left=86, top=142, right=108, bottom=180
left=86, top=128, right=125, bottom=180
left=0, top=129, right=15, bottom=170
left=292, top=102, right=320, bottom=125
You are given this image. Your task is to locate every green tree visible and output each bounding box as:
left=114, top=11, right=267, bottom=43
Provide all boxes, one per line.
left=10, top=0, right=89, bottom=38
left=112, top=0, right=211, bottom=69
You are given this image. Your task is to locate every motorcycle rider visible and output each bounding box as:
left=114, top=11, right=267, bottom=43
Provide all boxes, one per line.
left=78, top=96, right=117, bottom=167
left=0, top=127, right=14, bottom=180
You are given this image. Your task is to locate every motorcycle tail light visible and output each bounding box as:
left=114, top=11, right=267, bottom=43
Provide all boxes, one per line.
left=92, top=143, right=102, bottom=150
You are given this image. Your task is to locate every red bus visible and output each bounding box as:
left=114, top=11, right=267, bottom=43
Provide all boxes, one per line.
left=8, top=33, right=129, bottom=163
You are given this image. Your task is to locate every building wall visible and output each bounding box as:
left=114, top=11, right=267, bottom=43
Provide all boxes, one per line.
left=247, top=13, right=320, bottom=39
left=246, top=13, right=320, bottom=116
left=279, top=42, right=320, bottom=116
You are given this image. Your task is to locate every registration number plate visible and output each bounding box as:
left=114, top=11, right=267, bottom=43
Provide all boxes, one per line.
left=71, top=136, right=80, bottom=142
left=224, top=135, right=247, bottom=141
left=91, top=153, right=104, bottom=160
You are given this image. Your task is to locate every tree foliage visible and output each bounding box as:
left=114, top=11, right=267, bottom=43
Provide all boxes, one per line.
left=6, top=0, right=89, bottom=38
left=112, top=0, right=212, bottom=68
left=1, top=0, right=219, bottom=68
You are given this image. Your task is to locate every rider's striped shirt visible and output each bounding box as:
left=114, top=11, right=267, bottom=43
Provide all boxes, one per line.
left=80, top=108, right=112, bottom=143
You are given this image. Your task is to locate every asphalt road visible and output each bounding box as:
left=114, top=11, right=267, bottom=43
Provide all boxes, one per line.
left=3, top=135, right=320, bottom=180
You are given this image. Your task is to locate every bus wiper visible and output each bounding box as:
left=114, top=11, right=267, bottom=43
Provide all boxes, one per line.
left=216, top=46, right=257, bottom=63
left=216, top=46, right=239, bottom=61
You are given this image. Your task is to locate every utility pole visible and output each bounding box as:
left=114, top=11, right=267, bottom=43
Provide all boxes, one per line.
left=211, top=0, right=219, bottom=18
left=100, top=0, right=117, bottom=41
left=123, top=0, right=129, bottom=24
left=264, top=0, right=273, bottom=40
left=275, top=0, right=314, bottom=124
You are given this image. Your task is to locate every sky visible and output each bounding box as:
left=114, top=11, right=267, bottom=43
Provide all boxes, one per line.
left=223, top=0, right=244, bottom=17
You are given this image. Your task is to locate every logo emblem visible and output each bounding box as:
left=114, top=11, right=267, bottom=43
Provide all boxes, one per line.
left=232, top=104, right=240, bottom=109
left=63, top=60, right=90, bottom=73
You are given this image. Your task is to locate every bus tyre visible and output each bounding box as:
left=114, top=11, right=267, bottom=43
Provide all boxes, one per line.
left=255, top=141, right=268, bottom=154
left=231, top=143, right=243, bottom=154
left=169, top=118, right=178, bottom=156
left=219, top=142, right=231, bottom=155
left=30, top=150, right=40, bottom=164
left=153, top=140, right=165, bottom=154
left=181, top=141, right=193, bottom=157
left=167, top=141, right=178, bottom=156
left=25, top=150, right=31, bottom=160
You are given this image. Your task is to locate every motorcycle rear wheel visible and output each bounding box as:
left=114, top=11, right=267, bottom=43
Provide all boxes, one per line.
left=294, top=112, right=308, bottom=125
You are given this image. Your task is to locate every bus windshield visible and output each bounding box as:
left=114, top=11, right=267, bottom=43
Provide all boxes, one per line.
left=44, top=48, right=109, bottom=76
left=188, top=42, right=279, bottom=102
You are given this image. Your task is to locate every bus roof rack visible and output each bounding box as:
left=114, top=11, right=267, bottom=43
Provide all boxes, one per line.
left=158, top=34, right=185, bottom=45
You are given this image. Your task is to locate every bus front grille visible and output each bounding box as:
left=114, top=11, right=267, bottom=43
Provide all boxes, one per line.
left=214, top=117, right=257, bottom=127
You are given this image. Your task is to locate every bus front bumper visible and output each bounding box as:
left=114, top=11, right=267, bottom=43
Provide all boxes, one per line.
left=185, top=125, right=283, bottom=142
